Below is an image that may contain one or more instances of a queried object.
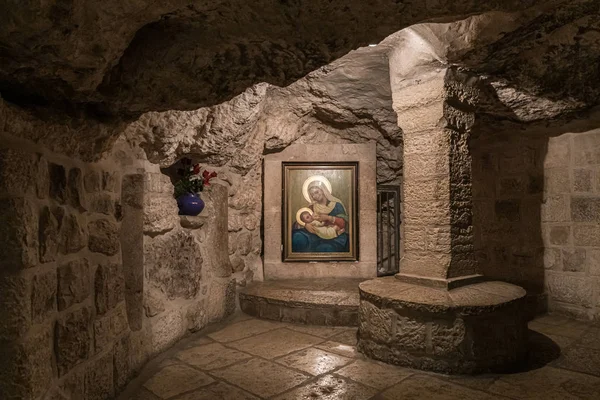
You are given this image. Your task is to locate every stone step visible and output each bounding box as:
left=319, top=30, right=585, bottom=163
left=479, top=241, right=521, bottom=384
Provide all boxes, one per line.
left=238, top=278, right=365, bottom=326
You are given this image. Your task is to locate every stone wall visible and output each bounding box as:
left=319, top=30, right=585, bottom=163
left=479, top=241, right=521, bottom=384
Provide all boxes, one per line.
left=0, top=129, right=128, bottom=399
left=0, top=101, right=235, bottom=400
left=472, top=126, right=600, bottom=322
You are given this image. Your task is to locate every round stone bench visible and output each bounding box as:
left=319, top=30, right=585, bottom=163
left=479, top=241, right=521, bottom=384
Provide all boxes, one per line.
left=357, top=277, right=528, bottom=374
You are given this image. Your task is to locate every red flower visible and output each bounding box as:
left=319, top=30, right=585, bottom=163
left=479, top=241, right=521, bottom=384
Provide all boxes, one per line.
left=202, top=170, right=218, bottom=185
left=192, top=164, right=201, bottom=174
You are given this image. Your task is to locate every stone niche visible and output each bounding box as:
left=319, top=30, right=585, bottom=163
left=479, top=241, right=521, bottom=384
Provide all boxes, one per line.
left=263, top=143, right=377, bottom=279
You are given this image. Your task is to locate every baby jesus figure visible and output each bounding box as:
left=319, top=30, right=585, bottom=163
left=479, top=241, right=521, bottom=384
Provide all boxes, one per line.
left=299, top=210, right=345, bottom=240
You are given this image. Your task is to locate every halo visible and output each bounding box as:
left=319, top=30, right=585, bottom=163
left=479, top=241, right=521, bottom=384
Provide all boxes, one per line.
left=295, top=207, right=313, bottom=227
left=302, top=175, right=332, bottom=203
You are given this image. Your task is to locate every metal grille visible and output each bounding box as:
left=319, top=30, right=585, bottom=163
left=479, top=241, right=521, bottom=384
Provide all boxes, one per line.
left=377, top=185, right=401, bottom=277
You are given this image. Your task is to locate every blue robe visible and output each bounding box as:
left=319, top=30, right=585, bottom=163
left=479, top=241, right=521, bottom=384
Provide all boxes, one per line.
left=291, top=202, right=349, bottom=253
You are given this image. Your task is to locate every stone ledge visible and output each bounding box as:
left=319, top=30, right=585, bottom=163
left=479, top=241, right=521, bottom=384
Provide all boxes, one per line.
left=357, top=277, right=528, bottom=374
left=179, top=215, right=207, bottom=229
left=239, top=278, right=365, bottom=326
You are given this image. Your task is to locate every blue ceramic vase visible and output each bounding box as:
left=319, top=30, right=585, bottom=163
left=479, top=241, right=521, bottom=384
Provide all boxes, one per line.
left=177, top=193, right=205, bottom=216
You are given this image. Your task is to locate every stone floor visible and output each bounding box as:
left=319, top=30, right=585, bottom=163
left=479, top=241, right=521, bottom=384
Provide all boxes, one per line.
left=119, top=313, right=600, bottom=400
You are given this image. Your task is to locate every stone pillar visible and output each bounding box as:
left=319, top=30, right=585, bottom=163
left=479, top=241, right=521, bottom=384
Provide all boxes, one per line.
left=394, top=68, right=479, bottom=289
left=357, top=66, right=529, bottom=374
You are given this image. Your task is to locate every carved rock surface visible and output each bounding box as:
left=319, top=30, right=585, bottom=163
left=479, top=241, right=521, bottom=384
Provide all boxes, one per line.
left=144, top=230, right=203, bottom=300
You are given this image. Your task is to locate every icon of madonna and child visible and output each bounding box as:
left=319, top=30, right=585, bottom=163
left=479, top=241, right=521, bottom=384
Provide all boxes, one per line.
left=283, top=164, right=358, bottom=262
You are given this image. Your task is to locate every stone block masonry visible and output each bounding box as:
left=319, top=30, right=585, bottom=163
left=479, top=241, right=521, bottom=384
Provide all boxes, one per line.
left=472, top=127, right=600, bottom=321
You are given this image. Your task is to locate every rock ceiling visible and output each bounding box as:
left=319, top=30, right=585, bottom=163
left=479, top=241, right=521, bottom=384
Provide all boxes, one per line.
left=4, top=0, right=583, bottom=117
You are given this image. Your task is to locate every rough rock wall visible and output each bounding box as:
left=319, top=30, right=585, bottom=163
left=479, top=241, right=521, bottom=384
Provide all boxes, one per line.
left=124, top=43, right=403, bottom=284
left=0, top=99, right=235, bottom=400
left=472, top=116, right=600, bottom=322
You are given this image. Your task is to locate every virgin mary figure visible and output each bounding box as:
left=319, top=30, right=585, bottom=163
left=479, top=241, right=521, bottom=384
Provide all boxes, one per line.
left=291, top=176, right=350, bottom=253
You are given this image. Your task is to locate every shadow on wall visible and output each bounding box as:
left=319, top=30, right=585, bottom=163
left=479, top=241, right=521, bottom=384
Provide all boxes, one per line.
left=471, top=117, right=600, bottom=321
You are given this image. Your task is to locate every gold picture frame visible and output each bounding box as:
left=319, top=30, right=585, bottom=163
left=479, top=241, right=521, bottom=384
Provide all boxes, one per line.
left=282, top=162, right=359, bottom=262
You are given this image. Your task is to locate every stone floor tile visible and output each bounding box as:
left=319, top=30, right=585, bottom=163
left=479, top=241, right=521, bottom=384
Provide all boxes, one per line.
left=210, top=357, right=310, bottom=398
left=577, top=328, right=600, bottom=350
left=181, top=335, right=214, bottom=349
left=285, top=324, right=351, bottom=339
left=276, top=347, right=352, bottom=376
left=142, top=364, right=214, bottom=399
left=329, top=329, right=358, bottom=346
left=227, top=328, right=324, bottom=359
left=273, top=374, right=378, bottom=400
left=544, top=322, right=591, bottom=338
left=439, top=374, right=498, bottom=393
left=553, top=346, right=600, bottom=376
left=381, top=374, right=503, bottom=400
left=156, top=357, right=182, bottom=369
left=487, top=366, right=600, bottom=399
left=336, top=359, right=412, bottom=390
left=315, top=341, right=361, bottom=358
left=175, top=342, right=252, bottom=370
left=534, top=314, right=572, bottom=326
left=173, top=381, right=259, bottom=400
left=207, top=318, right=284, bottom=343
left=127, top=387, right=161, bottom=400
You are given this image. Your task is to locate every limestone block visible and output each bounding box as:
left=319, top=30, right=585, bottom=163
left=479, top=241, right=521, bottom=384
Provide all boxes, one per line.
left=546, top=273, right=594, bottom=308
left=59, top=213, right=87, bottom=255
left=206, top=277, right=237, bottom=322
left=121, top=174, right=144, bottom=209
left=586, top=249, right=600, bottom=276
left=179, top=215, right=206, bottom=229
left=0, top=273, right=31, bottom=340
left=84, top=350, right=115, bottom=400
left=573, top=132, right=600, bottom=166
left=562, top=248, right=586, bottom=272
left=544, top=168, right=570, bottom=194
left=358, top=300, right=393, bottom=344
left=144, top=289, right=166, bottom=318
left=0, top=325, right=53, bottom=400
left=543, top=248, right=562, bottom=270
left=573, top=225, right=600, bottom=247
left=202, top=184, right=230, bottom=278
left=573, top=169, right=593, bottom=192
left=88, top=218, right=120, bottom=255
left=58, top=258, right=90, bottom=311
left=113, top=334, right=132, bottom=392
left=145, top=230, right=202, bottom=300
left=236, top=231, right=253, bottom=256
left=430, top=318, right=466, bottom=357
left=84, top=170, right=101, bottom=193
left=541, top=195, right=568, bottom=222
left=144, top=172, right=173, bottom=194
left=150, top=308, right=185, bottom=353
left=403, top=200, right=450, bottom=226
left=56, top=306, right=92, bottom=376
left=494, top=200, right=520, bottom=222
left=230, top=254, right=245, bottom=272
left=0, top=198, right=38, bottom=269
left=143, top=195, right=178, bottom=235
left=49, top=163, right=68, bottom=204
left=185, top=298, right=208, bottom=332
left=31, top=269, right=57, bottom=323
left=102, top=171, right=120, bottom=193
left=95, top=263, right=125, bottom=315
left=571, top=196, right=600, bottom=223
left=94, top=313, right=112, bottom=352
left=67, top=167, right=85, bottom=210
left=403, top=152, right=449, bottom=180
left=88, top=193, right=115, bottom=215
left=0, top=147, right=36, bottom=197
left=549, top=226, right=570, bottom=246
left=544, top=135, right=570, bottom=168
